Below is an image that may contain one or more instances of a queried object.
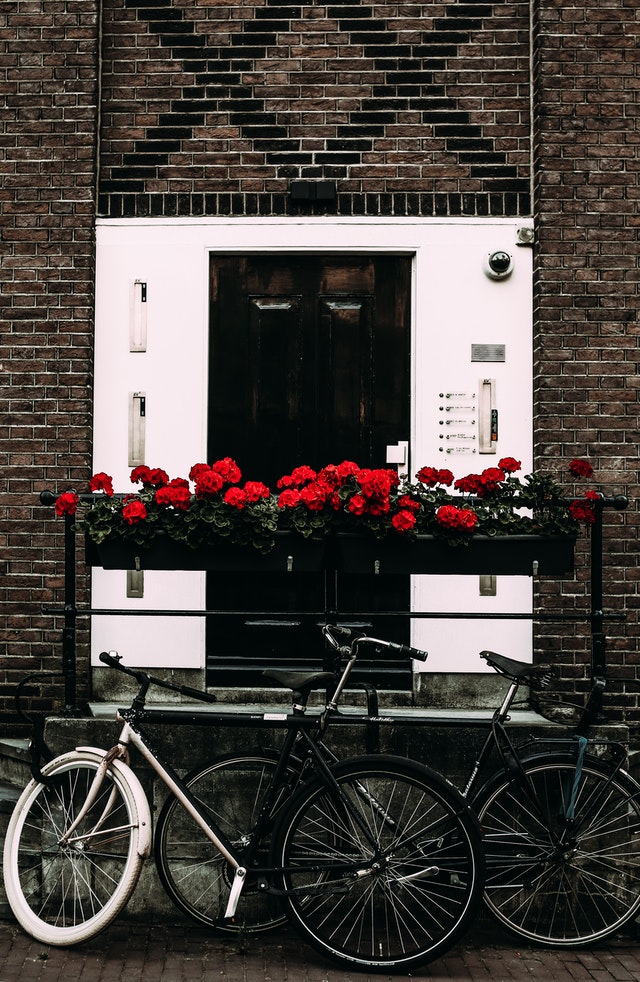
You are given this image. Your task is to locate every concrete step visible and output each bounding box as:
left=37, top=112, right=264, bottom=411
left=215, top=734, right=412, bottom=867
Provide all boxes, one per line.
left=0, top=737, right=32, bottom=787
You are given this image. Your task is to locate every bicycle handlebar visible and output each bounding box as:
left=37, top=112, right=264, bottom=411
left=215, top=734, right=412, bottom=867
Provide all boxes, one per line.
left=323, top=624, right=428, bottom=663
left=98, top=650, right=218, bottom=705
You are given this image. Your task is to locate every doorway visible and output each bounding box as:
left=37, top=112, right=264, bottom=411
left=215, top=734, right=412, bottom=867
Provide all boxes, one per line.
left=207, top=253, right=413, bottom=686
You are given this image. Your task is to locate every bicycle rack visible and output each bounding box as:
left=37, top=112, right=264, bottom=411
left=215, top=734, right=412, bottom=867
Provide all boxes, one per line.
left=39, top=490, right=628, bottom=716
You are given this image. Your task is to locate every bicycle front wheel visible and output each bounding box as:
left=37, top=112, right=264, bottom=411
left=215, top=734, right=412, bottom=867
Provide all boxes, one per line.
left=476, top=753, right=640, bottom=946
left=154, top=751, right=301, bottom=932
left=272, top=755, right=484, bottom=972
left=3, top=750, right=150, bottom=946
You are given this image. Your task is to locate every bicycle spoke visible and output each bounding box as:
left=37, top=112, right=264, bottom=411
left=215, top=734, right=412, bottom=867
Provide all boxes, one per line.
left=478, top=756, right=640, bottom=946
left=275, top=756, right=483, bottom=970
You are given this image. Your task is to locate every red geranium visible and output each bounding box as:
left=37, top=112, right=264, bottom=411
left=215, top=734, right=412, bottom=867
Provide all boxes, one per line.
left=569, top=459, right=594, bottom=479
left=299, top=482, right=328, bottom=511
left=189, top=463, right=211, bottom=483
left=277, top=488, right=302, bottom=509
left=417, top=466, right=454, bottom=487
left=89, top=472, right=114, bottom=496
left=122, top=499, right=147, bottom=525
left=195, top=470, right=225, bottom=499
left=454, top=473, right=483, bottom=495
left=130, top=465, right=169, bottom=488
left=155, top=485, right=191, bottom=511
left=391, top=509, right=417, bottom=532
left=55, top=491, right=79, bottom=517
left=436, top=504, right=478, bottom=532
left=223, top=487, right=247, bottom=509
left=243, top=481, right=270, bottom=503
left=569, top=501, right=595, bottom=525
left=211, top=457, right=242, bottom=484
left=498, top=457, right=521, bottom=474
left=277, top=464, right=317, bottom=489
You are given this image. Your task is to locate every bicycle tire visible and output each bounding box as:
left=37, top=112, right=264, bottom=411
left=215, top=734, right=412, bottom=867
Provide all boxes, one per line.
left=2, top=749, right=150, bottom=946
left=271, top=754, right=484, bottom=971
left=474, top=752, right=640, bottom=946
left=154, top=750, right=303, bottom=932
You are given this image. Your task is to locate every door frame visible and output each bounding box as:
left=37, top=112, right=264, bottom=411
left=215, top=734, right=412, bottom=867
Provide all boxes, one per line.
left=92, top=217, right=533, bottom=687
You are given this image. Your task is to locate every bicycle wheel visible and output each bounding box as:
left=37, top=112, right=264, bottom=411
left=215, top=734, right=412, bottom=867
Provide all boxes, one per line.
left=475, top=752, right=640, bottom=946
left=154, top=750, right=302, bottom=932
left=272, top=754, right=484, bottom=971
left=2, top=749, right=150, bottom=946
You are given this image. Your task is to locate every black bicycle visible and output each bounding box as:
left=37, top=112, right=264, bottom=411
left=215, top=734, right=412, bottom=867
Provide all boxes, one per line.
left=3, top=624, right=484, bottom=973
left=460, top=649, right=640, bottom=947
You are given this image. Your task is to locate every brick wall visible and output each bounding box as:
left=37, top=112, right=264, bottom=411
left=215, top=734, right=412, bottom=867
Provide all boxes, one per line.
left=1, top=0, right=638, bottom=725
left=533, top=1, right=640, bottom=719
left=0, top=1, right=99, bottom=726
left=98, top=0, right=532, bottom=218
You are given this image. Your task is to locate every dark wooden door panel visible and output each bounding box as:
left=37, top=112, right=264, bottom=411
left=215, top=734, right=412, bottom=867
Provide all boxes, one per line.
left=207, top=254, right=412, bottom=687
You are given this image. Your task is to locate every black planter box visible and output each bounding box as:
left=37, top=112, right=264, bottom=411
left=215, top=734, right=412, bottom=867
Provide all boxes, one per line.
left=336, top=533, right=577, bottom=576
left=85, top=532, right=327, bottom=573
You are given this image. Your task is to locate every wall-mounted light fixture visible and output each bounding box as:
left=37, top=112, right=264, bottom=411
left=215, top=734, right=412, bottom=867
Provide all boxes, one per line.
left=130, top=279, right=148, bottom=351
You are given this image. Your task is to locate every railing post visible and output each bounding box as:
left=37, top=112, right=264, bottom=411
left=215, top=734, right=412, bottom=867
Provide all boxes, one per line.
left=590, top=498, right=606, bottom=713
left=61, top=510, right=80, bottom=716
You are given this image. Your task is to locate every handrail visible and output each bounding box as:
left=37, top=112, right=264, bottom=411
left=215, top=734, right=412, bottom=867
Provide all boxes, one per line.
left=38, top=490, right=628, bottom=715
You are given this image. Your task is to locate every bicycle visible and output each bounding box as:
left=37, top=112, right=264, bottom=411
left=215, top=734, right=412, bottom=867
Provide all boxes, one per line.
left=461, top=649, right=640, bottom=948
left=179, top=631, right=640, bottom=949
left=3, top=625, right=485, bottom=972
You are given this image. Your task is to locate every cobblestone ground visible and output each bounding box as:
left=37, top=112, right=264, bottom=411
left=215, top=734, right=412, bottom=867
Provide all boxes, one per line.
left=1, top=917, right=640, bottom=982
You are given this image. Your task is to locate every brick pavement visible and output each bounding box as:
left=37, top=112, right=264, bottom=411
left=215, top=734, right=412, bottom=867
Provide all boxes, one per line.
left=1, top=915, right=639, bottom=982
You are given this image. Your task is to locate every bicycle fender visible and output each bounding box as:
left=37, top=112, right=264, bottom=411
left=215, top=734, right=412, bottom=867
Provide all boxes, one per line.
left=62, top=746, right=153, bottom=858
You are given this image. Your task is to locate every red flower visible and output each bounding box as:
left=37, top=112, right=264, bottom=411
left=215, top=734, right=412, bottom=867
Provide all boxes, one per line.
left=195, top=470, right=225, bottom=499
left=277, top=488, right=302, bottom=508
left=335, top=460, right=361, bottom=483
left=122, top=499, right=147, bottom=525
left=89, top=472, right=114, bottom=496
left=189, top=463, right=211, bottom=483
left=55, top=491, right=79, bottom=517
left=130, top=465, right=169, bottom=488
left=155, top=485, right=191, bottom=511
left=478, top=467, right=506, bottom=494
left=454, top=473, right=483, bottom=495
left=277, top=465, right=317, bottom=489
left=243, top=481, right=270, bottom=503
left=397, top=494, right=421, bottom=513
left=436, top=504, right=478, bottom=532
left=211, top=457, right=242, bottom=484
left=391, top=509, right=417, bottom=532
left=498, top=457, right=521, bottom=474
left=569, top=500, right=595, bottom=525
left=223, top=487, right=247, bottom=509
left=417, top=466, right=454, bottom=487
left=299, top=482, right=328, bottom=511
left=347, top=494, right=367, bottom=516
left=569, top=459, right=594, bottom=479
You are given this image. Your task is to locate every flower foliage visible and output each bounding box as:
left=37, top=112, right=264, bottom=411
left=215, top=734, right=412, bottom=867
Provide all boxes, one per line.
left=62, top=456, right=600, bottom=553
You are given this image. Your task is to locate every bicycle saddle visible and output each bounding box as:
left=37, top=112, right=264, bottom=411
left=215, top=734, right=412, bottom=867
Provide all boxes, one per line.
left=262, top=669, right=335, bottom=694
left=480, top=650, right=552, bottom=687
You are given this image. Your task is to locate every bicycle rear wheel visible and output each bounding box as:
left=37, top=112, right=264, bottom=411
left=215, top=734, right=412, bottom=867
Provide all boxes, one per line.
left=272, top=754, right=484, bottom=971
left=475, top=753, right=640, bottom=946
left=154, top=751, right=301, bottom=932
left=3, top=750, right=150, bottom=946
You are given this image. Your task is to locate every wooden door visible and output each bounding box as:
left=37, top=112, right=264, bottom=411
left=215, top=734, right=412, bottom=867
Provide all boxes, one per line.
left=207, top=254, right=412, bottom=687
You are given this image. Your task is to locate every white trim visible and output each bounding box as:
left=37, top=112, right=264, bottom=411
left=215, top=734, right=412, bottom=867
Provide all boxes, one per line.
left=93, top=216, right=534, bottom=674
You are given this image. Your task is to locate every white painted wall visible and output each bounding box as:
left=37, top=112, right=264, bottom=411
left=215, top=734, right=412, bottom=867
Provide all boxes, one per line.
left=93, top=218, right=533, bottom=673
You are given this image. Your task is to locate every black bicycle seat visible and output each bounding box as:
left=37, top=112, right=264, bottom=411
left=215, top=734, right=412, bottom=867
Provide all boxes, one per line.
left=262, top=669, right=335, bottom=694
left=480, top=650, right=551, bottom=685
